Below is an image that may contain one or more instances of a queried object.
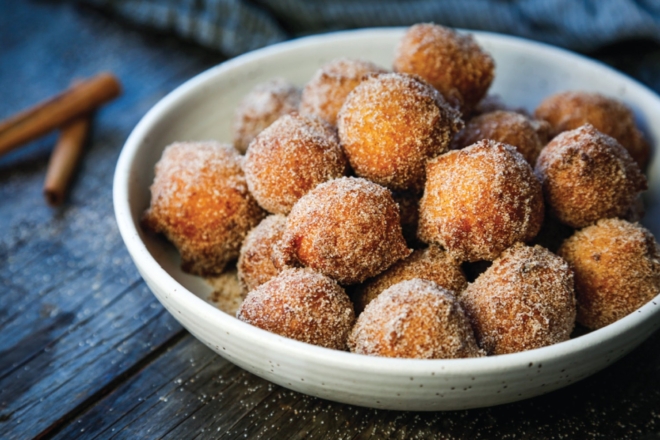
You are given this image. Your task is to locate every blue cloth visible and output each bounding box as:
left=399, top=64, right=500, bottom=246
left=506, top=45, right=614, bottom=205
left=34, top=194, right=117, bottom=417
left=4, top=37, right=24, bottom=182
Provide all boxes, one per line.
left=82, top=0, right=660, bottom=57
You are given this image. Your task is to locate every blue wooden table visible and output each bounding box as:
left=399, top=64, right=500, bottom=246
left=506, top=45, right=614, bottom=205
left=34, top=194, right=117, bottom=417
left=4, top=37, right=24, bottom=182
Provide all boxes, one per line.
left=1, top=1, right=660, bottom=438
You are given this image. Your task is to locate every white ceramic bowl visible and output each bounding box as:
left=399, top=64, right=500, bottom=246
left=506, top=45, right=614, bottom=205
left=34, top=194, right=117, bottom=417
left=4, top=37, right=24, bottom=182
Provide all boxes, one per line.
left=114, top=28, right=660, bottom=411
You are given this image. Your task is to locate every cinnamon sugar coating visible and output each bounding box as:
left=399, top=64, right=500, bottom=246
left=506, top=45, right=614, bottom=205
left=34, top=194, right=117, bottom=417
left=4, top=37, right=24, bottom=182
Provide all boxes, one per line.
left=300, top=58, right=387, bottom=125
left=535, top=91, right=650, bottom=169
left=142, top=141, right=265, bottom=276
left=460, top=243, right=577, bottom=355
left=418, top=140, right=544, bottom=262
left=276, top=177, right=411, bottom=285
left=244, top=113, right=348, bottom=214
left=451, top=110, right=550, bottom=165
left=558, top=219, right=660, bottom=330
left=237, top=214, right=286, bottom=294
left=337, top=72, right=463, bottom=192
left=232, top=78, right=301, bottom=154
left=393, top=23, right=495, bottom=112
left=352, top=245, right=467, bottom=314
left=348, top=279, right=483, bottom=359
left=237, top=268, right=355, bottom=350
left=535, top=124, right=647, bottom=228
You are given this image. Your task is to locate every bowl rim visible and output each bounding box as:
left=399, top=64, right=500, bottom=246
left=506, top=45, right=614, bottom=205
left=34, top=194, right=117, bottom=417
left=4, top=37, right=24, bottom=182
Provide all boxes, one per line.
left=113, top=27, right=660, bottom=375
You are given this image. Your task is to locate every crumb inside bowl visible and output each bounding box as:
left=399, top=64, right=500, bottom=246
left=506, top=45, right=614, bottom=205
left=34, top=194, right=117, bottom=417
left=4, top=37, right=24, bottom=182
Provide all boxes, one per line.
left=114, top=28, right=660, bottom=411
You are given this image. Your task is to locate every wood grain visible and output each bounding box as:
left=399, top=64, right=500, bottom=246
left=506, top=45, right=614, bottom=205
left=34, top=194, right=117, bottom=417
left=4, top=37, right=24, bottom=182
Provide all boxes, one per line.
left=51, top=330, right=660, bottom=439
left=0, top=2, right=221, bottom=439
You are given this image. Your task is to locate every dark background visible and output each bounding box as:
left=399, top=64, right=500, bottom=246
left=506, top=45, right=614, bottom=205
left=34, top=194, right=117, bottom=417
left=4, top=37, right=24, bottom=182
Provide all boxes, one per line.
left=1, top=1, right=660, bottom=438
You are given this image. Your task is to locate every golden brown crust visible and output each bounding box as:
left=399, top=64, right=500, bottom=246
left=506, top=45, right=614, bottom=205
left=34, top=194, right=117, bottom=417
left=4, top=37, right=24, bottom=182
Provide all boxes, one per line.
left=300, top=58, right=387, bottom=125
left=275, top=177, right=411, bottom=285
left=534, top=124, right=647, bottom=228
left=337, top=72, right=463, bottom=192
left=460, top=243, right=577, bottom=355
left=232, top=78, right=301, bottom=154
left=348, top=279, right=484, bottom=359
left=451, top=110, right=548, bottom=165
left=351, top=245, right=467, bottom=314
left=237, top=214, right=287, bottom=294
left=244, top=113, right=348, bottom=214
left=237, top=268, right=355, bottom=350
left=558, top=219, right=660, bottom=330
left=418, top=139, right=544, bottom=262
left=393, top=23, right=495, bottom=113
left=535, top=91, right=650, bottom=169
left=142, top=141, right=265, bottom=276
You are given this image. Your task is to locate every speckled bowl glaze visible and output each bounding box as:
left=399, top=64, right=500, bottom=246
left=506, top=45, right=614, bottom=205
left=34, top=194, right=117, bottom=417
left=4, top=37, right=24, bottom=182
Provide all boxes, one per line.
left=114, top=29, right=660, bottom=411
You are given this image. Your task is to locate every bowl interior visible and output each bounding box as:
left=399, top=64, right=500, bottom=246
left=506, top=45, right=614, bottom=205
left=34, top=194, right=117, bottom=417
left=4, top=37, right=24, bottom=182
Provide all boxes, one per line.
left=122, top=29, right=660, bottom=305
left=116, top=28, right=660, bottom=363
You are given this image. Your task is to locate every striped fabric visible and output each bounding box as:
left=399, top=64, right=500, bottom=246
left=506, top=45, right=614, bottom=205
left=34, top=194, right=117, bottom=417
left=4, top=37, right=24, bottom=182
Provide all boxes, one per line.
left=81, top=0, right=660, bottom=57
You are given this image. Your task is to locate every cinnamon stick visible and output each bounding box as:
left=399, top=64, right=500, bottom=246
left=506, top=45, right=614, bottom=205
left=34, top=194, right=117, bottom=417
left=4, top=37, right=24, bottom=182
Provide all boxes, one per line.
left=43, top=115, right=91, bottom=206
left=0, top=73, right=121, bottom=157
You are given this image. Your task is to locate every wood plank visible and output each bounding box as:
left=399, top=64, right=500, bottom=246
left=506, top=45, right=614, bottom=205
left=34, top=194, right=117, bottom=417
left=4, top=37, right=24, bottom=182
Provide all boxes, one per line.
left=161, top=366, right=276, bottom=439
left=61, top=337, right=224, bottom=440
left=0, top=244, right=136, bottom=352
left=49, top=336, right=246, bottom=439
left=0, top=283, right=183, bottom=439
left=49, top=329, right=660, bottom=439
left=50, top=338, right=279, bottom=440
left=0, top=1, right=224, bottom=439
